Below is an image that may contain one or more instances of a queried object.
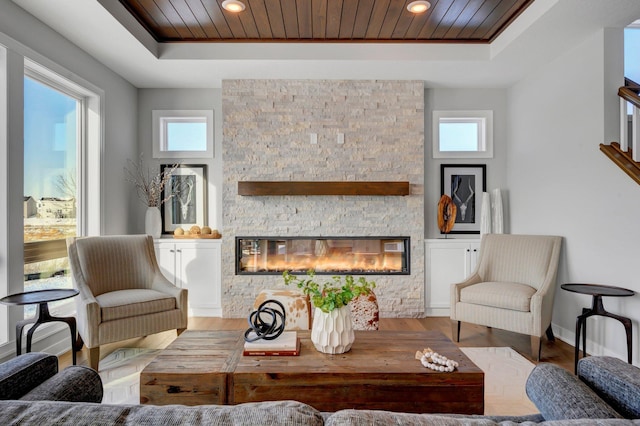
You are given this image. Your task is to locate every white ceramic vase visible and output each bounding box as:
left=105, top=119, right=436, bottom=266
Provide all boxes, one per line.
left=145, top=206, right=162, bottom=239
left=311, top=306, right=355, bottom=354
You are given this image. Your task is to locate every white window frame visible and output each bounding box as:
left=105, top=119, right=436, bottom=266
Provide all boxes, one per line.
left=152, top=109, right=214, bottom=159
left=432, top=110, right=493, bottom=159
left=23, top=60, right=102, bottom=319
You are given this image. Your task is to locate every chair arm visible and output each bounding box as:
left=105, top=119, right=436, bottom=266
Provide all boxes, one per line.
left=450, top=273, right=482, bottom=320
left=20, top=366, right=103, bottom=403
left=529, top=278, right=556, bottom=336
left=450, top=273, right=482, bottom=303
left=0, top=353, right=58, bottom=400
left=151, top=273, right=188, bottom=312
left=75, top=297, right=101, bottom=348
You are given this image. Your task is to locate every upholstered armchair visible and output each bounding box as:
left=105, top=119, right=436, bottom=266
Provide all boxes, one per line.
left=450, top=234, right=562, bottom=361
left=67, top=235, right=188, bottom=371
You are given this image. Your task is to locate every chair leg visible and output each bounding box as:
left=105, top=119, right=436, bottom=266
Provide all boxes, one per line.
left=451, top=320, right=461, bottom=342
left=545, top=325, right=555, bottom=342
left=88, top=346, right=100, bottom=371
left=177, top=328, right=186, bottom=336
left=531, top=336, right=541, bottom=361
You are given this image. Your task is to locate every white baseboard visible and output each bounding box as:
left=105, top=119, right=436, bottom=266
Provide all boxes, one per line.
left=425, top=307, right=450, bottom=317
left=550, top=322, right=633, bottom=365
left=0, top=323, right=72, bottom=364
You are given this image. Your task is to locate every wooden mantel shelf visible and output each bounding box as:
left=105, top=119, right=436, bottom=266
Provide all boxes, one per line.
left=238, top=181, right=410, bottom=196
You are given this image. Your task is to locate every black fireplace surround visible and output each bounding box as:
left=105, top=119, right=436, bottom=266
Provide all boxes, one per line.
left=236, top=236, right=410, bottom=275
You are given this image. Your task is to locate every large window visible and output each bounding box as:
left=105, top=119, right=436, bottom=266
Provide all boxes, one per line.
left=23, top=68, right=83, bottom=318
left=625, top=26, right=640, bottom=83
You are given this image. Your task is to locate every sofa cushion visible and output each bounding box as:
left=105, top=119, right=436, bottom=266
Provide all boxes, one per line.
left=326, top=410, right=640, bottom=425
left=20, top=366, right=102, bottom=403
left=0, top=352, right=57, bottom=400
left=578, top=356, right=640, bottom=419
left=0, top=399, right=323, bottom=425
left=460, top=282, right=536, bottom=312
left=526, top=363, right=622, bottom=421
left=97, top=289, right=176, bottom=321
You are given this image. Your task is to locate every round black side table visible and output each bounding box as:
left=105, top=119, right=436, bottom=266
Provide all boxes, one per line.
left=0, top=289, right=79, bottom=365
left=561, top=283, right=634, bottom=374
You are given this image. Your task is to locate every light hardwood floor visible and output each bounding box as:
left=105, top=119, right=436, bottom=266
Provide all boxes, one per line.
left=58, top=317, right=576, bottom=372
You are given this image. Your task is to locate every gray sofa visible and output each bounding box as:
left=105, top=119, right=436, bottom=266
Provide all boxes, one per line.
left=0, top=353, right=639, bottom=425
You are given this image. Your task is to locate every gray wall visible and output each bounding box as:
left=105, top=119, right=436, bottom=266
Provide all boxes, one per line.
left=508, top=28, right=639, bottom=362
left=0, top=0, right=137, bottom=359
left=136, top=88, right=223, bottom=233
left=424, top=88, right=509, bottom=238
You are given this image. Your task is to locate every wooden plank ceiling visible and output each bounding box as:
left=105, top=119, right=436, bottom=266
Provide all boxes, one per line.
left=118, top=0, right=534, bottom=43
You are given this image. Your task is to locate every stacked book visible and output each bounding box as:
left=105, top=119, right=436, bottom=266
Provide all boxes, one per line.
left=243, top=331, right=300, bottom=356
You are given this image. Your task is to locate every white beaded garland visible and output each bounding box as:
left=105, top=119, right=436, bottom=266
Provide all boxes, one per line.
left=416, top=347, right=459, bottom=373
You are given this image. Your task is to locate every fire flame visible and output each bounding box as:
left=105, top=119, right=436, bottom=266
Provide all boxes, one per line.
left=241, top=252, right=403, bottom=273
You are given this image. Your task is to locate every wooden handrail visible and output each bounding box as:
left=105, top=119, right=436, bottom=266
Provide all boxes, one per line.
left=618, top=86, right=640, bottom=110
left=600, top=79, right=640, bottom=185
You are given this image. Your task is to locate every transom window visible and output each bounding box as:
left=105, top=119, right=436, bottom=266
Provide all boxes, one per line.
left=433, top=110, right=493, bottom=159
left=152, top=110, right=214, bottom=158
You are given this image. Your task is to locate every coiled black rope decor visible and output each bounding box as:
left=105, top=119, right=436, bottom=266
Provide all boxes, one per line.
left=244, top=299, right=286, bottom=342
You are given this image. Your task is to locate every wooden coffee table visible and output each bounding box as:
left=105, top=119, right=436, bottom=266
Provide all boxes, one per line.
left=140, top=329, right=484, bottom=414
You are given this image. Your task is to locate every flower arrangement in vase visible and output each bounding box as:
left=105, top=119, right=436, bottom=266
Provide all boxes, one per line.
left=283, top=269, right=376, bottom=354
left=124, top=154, right=179, bottom=238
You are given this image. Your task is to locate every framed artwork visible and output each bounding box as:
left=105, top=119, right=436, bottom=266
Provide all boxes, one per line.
left=440, top=164, right=486, bottom=234
left=161, top=164, right=207, bottom=234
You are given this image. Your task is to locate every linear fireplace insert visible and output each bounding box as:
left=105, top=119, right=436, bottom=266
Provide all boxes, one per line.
left=236, top=236, right=410, bottom=275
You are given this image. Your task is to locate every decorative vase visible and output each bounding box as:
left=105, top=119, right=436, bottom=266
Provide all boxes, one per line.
left=480, top=192, right=492, bottom=235
left=311, top=306, right=355, bottom=354
left=145, top=206, right=162, bottom=238
left=349, top=291, right=379, bottom=331
left=491, top=188, right=504, bottom=234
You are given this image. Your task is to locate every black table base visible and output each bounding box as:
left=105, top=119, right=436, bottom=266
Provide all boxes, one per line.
left=575, top=295, right=632, bottom=374
left=562, top=283, right=635, bottom=375
left=17, top=302, right=78, bottom=365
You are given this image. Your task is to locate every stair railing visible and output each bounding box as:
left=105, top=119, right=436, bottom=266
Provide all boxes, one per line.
left=600, top=78, right=640, bottom=184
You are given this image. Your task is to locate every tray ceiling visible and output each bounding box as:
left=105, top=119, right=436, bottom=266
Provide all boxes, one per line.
left=118, top=0, right=534, bottom=43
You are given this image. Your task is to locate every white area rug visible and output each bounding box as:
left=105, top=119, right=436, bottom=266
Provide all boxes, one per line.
left=461, top=347, right=538, bottom=416
left=101, top=346, right=538, bottom=415
left=100, top=348, right=160, bottom=405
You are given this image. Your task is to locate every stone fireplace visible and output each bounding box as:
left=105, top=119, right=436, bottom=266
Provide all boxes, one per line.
left=222, top=79, right=424, bottom=318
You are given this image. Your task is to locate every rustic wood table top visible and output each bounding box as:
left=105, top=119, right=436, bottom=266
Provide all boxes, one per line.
left=140, top=329, right=484, bottom=413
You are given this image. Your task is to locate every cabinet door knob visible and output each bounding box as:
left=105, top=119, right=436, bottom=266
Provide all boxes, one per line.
left=473, top=249, right=477, bottom=252
left=176, top=249, right=182, bottom=253
left=466, top=249, right=470, bottom=252
left=170, top=249, right=175, bottom=253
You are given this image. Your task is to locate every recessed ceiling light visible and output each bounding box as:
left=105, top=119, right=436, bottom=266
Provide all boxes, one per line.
left=407, top=1, right=431, bottom=14
left=222, top=0, right=246, bottom=12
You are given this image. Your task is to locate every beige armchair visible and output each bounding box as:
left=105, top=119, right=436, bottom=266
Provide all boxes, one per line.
left=450, top=234, right=562, bottom=361
left=67, top=235, right=188, bottom=370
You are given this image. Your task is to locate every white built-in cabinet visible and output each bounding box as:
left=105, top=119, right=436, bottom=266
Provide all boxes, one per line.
left=424, top=239, right=480, bottom=316
left=154, top=238, right=222, bottom=317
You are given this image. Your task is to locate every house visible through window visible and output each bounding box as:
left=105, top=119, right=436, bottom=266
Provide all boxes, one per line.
left=23, top=66, right=84, bottom=319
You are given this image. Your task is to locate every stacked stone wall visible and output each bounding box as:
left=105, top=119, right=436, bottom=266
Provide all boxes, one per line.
left=222, top=80, right=424, bottom=318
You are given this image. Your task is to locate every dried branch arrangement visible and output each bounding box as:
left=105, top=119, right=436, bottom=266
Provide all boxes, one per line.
left=124, top=154, right=180, bottom=207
